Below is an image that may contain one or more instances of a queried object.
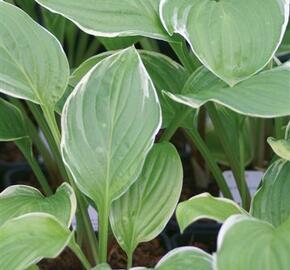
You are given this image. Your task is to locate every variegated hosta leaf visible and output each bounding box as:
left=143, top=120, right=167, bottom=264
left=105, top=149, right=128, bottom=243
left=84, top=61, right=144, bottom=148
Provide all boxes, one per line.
left=0, top=98, right=28, bottom=142
left=216, top=215, right=290, bottom=270
left=61, top=47, right=161, bottom=209
left=160, top=0, right=289, bottom=86
left=0, top=183, right=76, bottom=227
left=155, top=247, right=213, bottom=270
left=176, top=193, right=246, bottom=233
left=0, top=213, right=73, bottom=270
left=110, top=143, right=183, bottom=256
left=268, top=137, right=290, bottom=160
left=58, top=50, right=189, bottom=128
left=165, top=65, right=290, bottom=118
left=0, top=2, right=69, bottom=109
left=35, top=0, right=171, bottom=41
left=251, top=159, right=290, bottom=227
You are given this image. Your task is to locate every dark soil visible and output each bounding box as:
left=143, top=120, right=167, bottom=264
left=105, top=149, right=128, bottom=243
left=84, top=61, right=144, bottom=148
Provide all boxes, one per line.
left=0, top=142, right=25, bottom=162
left=108, top=237, right=165, bottom=268
left=38, top=248, right=83, bottom=270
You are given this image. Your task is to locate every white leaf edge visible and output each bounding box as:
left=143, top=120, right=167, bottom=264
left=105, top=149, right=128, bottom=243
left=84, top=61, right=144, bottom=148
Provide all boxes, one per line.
left=159, top=0, right=290, bottom=86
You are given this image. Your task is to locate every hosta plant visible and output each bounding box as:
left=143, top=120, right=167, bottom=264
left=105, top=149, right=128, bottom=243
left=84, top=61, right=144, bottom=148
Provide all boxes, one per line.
left=0, top=0, right=290, bottom=269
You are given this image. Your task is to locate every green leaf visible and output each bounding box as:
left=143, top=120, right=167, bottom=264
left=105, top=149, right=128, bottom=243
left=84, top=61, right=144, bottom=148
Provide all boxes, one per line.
left=176, top=193, right=246, bottom=233
left=0, top=213, right=73, bottom=270
left=251, top=159, right=290, bottom=227
left=26, top=266, right=39, bottom=270
left=0, top=1, right=69, bottom=109
left=35, top=0, right=171, bottom=41
left=0, top=183, right=76, bottom=227
left=165, top=65, right=290, bottom=118
left=268, top=137, right=290, bottom=160
left=61, top=47, right=161, bottom=208
left=0, top=98, right=28, bottom=142
left=98, top=36, right=140, bottom=51
left=58, top=50, right=189, bottom=128
left=155, top=247, right=213, bottom=270
left=110, top=143, right=183, bottom=256
left=160, top=0, right=289, bottom=86
left=205, top=107, right=253, bottom=166
left=216, top=215, right=290, bottom=270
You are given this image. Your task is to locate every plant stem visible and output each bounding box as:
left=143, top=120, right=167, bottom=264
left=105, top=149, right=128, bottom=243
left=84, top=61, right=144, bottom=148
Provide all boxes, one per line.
left=275, top=117, right=284, bottom=139
left=16, top=141, right=52, bottom=196
left=127, top=252, right=133, bottom=269
left=37, top=105, right=99, bottom=264
left=206, top=103, right=251, bottom=210
left=98, top=202, right=110, bottom=263
left=69, top=238, right=92, bottom=270
left=9, top=98, right=59, bottom=182
left=183, top=128, right=233, bottom=199
left=159, top=110, right=191, bottom=142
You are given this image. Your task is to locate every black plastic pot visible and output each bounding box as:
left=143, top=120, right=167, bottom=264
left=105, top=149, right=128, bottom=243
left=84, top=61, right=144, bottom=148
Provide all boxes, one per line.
left=3, top=165, right=39, bottom=190
left=167, top=220, right=221, bottom=253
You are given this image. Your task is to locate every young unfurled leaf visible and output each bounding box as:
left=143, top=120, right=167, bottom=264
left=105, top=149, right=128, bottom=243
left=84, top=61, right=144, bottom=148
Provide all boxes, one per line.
left=216, top=215, right=290, bottom=270
left=35, top=0, right=171, bottom=41
left=268, top=137, right=290, bottom=161
left=160, top=0, right=289, bottom=86
left=176, top=193, right=246, bottom=233
left=0, top=2, right=69, bottom=110
left=110, top=143, right=183, bottom=257
left=251, top=159, right=290, bottom=227
left=61, top=47, right=161, bottom=210
left=165, top=65, right=290, bottom=118
left=0, top=183, right=76, bottom=227
left=0, top=213, right=73, bottom=270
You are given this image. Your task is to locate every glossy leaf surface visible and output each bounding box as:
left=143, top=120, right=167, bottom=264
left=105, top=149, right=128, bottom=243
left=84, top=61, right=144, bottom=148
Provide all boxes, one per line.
left=61, top=48, right=161, bottom=208
left=58, top=50, right=189, bottom=128
left=110, top=143, right=183, bottom=255
left=0, top=183, right=76, bottom=227
left=251, top=159, right=290, bottom=227
left=0, top=213, right=73, bottom=270
left=0, top=1, right=69, bottom=109
left=160, top=0, right=289, bottom=85
left=216, top=215, right=290, bottom=270
left=35, top=0, right=171, bottom=41
left=176, top=193, right=246, bottom=232
left=166, top=65, right=290, bottom=118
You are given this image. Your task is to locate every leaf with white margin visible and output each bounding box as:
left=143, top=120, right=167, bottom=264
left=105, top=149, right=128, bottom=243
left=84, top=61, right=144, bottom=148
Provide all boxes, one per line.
left=57, top=50, right=189, bottom=128
left=176, top=193, right=247, bottom=233
left=0, top=183, right=76, bottom=227
left=268, top=137, right=290, bottom=160
left=251, top=159, right=290, bottom=227
left=61, top=47, right=161, bottom=209
left=0, top=1, right=69, bottom=109
left=35, top=0, right=171, bottom=41
left=160, top=0, right=289, bottom=86
left=0, top=98, right=29, bottom=142
left=216, top=214, right=290, bottom=270
left=165, top=65, right=290, bottom=118
left=26, top=266, right=39, bottom=270
left=155, top=247, right=213, bottom=270
left=110, top=143, right=183, bottom=257
left=0, top=213, right=73, bottom=270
